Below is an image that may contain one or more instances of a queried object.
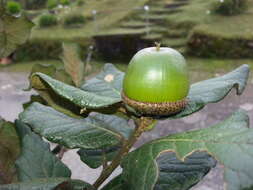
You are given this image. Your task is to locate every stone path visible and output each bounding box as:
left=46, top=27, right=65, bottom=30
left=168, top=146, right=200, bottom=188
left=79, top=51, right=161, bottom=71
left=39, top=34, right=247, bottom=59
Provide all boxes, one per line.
left=0, top=72, right=34, bottom=121
left=1, top=70, right=253, bottom=189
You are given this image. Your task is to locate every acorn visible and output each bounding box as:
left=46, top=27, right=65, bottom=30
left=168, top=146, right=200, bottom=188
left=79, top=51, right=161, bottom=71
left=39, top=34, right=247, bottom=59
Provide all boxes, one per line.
left=122, top=45, right=190, bottom=116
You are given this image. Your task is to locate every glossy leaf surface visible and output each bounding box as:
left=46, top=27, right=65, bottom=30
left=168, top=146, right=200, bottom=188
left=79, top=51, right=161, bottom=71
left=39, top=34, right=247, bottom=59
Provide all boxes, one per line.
left=78, top=146, right=119, bottom=168
left=81, top=63, right=124, bottom=101
left=19, top=103, right=132, bottom=149
left=173, top=64, right=249, bottom=118
left=30, top=72, right=121, bottom=109
left=102, top=152, right=216, bottom=190
left=0, top=178, right=94, bottom=190
left=15, top=121, right=71, bottom=181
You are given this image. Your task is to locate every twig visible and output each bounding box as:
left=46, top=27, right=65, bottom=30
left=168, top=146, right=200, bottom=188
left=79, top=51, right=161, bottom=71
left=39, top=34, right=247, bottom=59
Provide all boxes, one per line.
left=102, top=151, right=108, bottom=169
left=52, top=145, right=62, bottom=154
left=58, top=148, right=68, bottom=160
left=52, top=145, right=68, bottom=160
left=92, top=117, right=154, bottom=189
left=117, top=106, right=127, bottom=114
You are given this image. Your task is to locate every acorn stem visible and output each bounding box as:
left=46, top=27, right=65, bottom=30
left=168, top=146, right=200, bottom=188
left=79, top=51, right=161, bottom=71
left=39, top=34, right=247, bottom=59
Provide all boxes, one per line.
left=155, top=42, right=161, bottom=51
left=92, top=117, right=154, bottom=189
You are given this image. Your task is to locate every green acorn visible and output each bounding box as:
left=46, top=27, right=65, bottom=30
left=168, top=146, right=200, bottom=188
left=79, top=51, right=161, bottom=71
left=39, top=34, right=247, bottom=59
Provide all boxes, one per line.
left=122, top=45, right=190, bottom=116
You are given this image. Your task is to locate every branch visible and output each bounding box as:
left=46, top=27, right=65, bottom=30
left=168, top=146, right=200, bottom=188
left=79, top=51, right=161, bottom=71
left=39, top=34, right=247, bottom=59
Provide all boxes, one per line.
left=92, top=117, right=154, bottom=189
left=52, top=145, right=68, bottom=160
left=58, top=147, right=68, bottom=160
left=52, top=145, right=62, bottom=154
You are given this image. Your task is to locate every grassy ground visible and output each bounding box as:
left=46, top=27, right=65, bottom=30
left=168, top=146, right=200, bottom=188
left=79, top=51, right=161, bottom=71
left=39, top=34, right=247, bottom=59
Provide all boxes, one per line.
left=16, top=0, right=253, bottom=61
left=166, top=0, right=215, bottom=27
left=193, top=11, right=253, bottom=39
left=0, top=60, right=62, bottom=72
left=0, top=59, right=127, bottom=75
left=31, top=0, right=150, bottom=41
left=166, top=0, right=253, bottom=38
left=186, top=58, right=253, bottom=82
left=161, top=0, right=253, bottom=57
left=26, top=0, right=253, bottom=58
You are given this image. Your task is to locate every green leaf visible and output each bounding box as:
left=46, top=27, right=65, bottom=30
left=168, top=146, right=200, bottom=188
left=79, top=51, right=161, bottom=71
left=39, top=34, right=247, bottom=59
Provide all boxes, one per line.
left=55, top=68, right=73, bottom=85
left=36, top=89, right=82, bottom=118
left=0, top=178, right=67, bottom=190
left=120, top=65, right=249, bottom=119
left=0, top=178, right=94, bottom=190
left=29, top=64, right=249, bottom=116
left=81, top=63, right=124, bottom=102
left=22, top=95, right=46, bottom=110
left=15, top=120, right=71, bottom=181
left=25, top=64, right=56, bottom=91
left=101, top=152, right=216, bottom=190
left=122, top=110, right=253, bottom=190
left=154, top=152, right=216, bottom=190
left=55, top=179, right=95, bottom=190
left=29, top=63, right=72, bottom=85
left=78, top=146, right=119, bottom=169
left=30, top=63, right=57, bottom=79
left=19, top=103, right=133, bottom=149
left=26, top=63, right=73, bottom=90
left=26, top=63, right=80, bottom=118
left=173, top=64, right=249, bottom=118
left=30, top=72, right=121, bottom=109
left=0, top=118, right=20, bottom=184
left=15, top=119, right=32, bottom=139
left=62, top=42, right=84, bottom=87
left=101, top=175, right=123, bottom=190
left=0, top=14, right=34, bottom=58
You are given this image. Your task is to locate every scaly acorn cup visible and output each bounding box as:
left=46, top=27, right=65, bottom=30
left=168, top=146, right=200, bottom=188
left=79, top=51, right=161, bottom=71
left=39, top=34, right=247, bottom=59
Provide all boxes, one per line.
left=122, top=46, right=190, bottom=116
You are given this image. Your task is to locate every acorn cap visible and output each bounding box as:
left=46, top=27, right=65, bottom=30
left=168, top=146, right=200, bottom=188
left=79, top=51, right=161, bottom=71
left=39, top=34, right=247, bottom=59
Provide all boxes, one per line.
left=122, top=92, right=188, bottom=116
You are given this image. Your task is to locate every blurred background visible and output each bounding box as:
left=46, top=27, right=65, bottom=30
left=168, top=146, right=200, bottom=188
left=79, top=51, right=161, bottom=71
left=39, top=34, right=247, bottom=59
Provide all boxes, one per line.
left=0, top=0, right=253, bottom=189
